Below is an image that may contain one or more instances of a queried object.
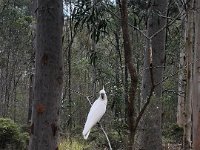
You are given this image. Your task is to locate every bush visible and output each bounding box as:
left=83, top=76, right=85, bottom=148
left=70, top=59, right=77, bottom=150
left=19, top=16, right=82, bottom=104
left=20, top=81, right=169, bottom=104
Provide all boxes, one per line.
left=162, top=123, right=183, bottom=143
left=0, top=118, right=29, bottom=149
left=59, top=138, right=89, bottom=150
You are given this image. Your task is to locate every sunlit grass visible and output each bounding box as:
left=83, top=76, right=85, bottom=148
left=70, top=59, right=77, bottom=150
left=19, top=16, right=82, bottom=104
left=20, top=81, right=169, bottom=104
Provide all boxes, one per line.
left=59, top=138, right=89, bottom=150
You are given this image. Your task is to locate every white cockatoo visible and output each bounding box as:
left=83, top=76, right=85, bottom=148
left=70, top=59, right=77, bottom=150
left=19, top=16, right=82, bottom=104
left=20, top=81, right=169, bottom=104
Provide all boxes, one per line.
left=82, top=87, right=107, bottom=140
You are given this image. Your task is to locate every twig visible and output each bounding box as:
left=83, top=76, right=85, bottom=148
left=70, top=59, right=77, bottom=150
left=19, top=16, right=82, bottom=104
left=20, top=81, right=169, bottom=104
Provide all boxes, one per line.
left=86, top=96, right=92, bottom=105
left=149, top=10, right=184, bottom=39
left=100, top=2, right=148, bottom=39
left=162, top=89, right=185, bottom=97
left=101, top=1, right=188, bottom=41
left=133, top=53, right=200, bottom=133
left=100, top=124, right=112, bottom=150
left=133, top=82, right=155, bottom=133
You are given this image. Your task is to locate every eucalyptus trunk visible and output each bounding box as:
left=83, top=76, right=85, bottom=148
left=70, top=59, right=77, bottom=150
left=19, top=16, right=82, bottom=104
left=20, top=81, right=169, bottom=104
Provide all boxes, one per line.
left=28, top=0, right=64, bottom=149
left=193, top=0, right=200, bottom=148
left=120, top=0, right=138, bottom=149
left=27, top=0, right=37, bottom=124
left=177, top=15, right=186, bottom=128
left=183, top=1, right=194, bottom=149
left=137, top=0, right=168, bottom=149
left=28, top=74, right=34, bottom=123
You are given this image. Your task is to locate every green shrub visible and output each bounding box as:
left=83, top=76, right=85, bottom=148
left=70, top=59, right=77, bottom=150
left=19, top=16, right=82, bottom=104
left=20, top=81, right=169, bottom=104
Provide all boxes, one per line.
left=59, top=138, right=90, bottom=150
left=0, top=118, right=29, bottom=149
left=162, top=123, right=183, bottom=143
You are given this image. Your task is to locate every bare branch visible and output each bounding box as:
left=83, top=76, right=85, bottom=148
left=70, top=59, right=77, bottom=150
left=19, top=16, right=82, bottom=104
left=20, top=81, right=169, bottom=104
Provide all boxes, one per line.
left=133, top=39, right=155, bottom=133
left=100, top=2, right=149, bottom=39
left=101, top=1, right=186, bottom=41
left=149, top=10, right=184, bottom=39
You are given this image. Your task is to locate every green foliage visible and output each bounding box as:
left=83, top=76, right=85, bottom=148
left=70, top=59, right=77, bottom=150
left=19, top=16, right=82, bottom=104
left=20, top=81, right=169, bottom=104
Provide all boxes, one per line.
left=0, top=0, right=32, bottom=123
left=59, top=138, right=90, bottom=150
left=80, top=128, right=125, bottom=149
left=162, top=123, right=183, bottom=143
left=0, top=0, right=185, bottom=148
left=0, top=118, right=29, bottom=149
left=72, top=0, right=113, bottom=43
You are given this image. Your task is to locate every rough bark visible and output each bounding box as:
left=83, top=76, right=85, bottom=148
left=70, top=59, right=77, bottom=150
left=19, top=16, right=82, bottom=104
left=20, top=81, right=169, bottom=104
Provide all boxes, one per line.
left=113, top=31, right=121, bottom=118
left=28, top=0, right=64, bottom=149
left=137, top=0, right=168, bottom=149
left=4, top=50, right=11, bottom=117
left=27, top=0, right=37, bottom=125
left=91, top=0, right=97, bottom=98
left=177, top=17, right=186, bottom=128
left=194, top=113, right=200, bottom=149
left=119, top=0, right=138, bottom=149
left=193, top=0, right=200, bottom=148
left=67, top=14, right=72, bottom=137
left=112, top=1, right=123, bottom=118
left=0, top=70, right=3, bottom=116
left=183, top=1, right=194, bottom=148
left=28, top=74, right=34, bottom=123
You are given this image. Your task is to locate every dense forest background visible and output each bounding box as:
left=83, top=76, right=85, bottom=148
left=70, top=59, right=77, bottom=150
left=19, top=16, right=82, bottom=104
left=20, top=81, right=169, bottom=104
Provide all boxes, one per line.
left=0, top=0, right=200, bottom=149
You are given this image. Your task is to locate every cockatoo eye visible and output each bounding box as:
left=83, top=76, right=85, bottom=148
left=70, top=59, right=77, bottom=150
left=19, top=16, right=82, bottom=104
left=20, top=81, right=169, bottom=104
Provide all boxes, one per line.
left=101, top=93, right=105, bottom=99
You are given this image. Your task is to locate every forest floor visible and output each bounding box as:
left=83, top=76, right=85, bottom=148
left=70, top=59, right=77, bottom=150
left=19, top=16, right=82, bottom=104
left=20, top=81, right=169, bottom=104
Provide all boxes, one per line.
left=163, top=143, right=182, bottom=150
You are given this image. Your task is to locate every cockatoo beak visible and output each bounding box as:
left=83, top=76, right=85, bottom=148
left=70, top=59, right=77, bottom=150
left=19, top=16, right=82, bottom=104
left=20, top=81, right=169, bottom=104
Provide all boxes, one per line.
left=101, top=93, right=105, bottom=99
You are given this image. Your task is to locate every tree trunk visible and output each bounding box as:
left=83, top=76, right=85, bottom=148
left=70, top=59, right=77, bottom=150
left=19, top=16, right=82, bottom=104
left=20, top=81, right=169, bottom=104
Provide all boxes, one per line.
left=28, top=0, right=64, bottom=149
left=28, top=74, right=34, bottom=123
left=0, top=69, right=3, bottom=116
left=91, top=0, right=97, bottom=98
left=113, top=31, right=121, bottom=118
left=119, top=0, right=138, bottom=149
left=67, top=13, right=72, bottom=138
left=27, top=0, right=37, bottom=124
left=177, top=16, right=186, bottom=128
left=183, top=1, right=194, bottom=149
left=137, top=0, right=168, bottom=149
left=4, top=50, right=10, bottom=117
left=194, top=113, right=200, bottom=149
left=112, top=0, right=123, bottom=120
left=193, top=0, right=200, bottom=148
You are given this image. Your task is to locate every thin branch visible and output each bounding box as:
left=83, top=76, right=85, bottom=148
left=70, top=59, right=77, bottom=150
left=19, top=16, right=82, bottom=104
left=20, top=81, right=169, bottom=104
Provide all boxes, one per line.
left=155, top=58, right=200, bottom=87
left=86, top=96, right=92, bottom=105
left=133, top=56, right=200, bottom=133
left=149, top=10, right=184, bottom=39
left=133, top=82, right=155, bottom=133
left=0, top=0, right=9, bottom=14
left=100, top=124, right=112, bottom=150
left=133, top=39, right=155, bottom=133
left=101, top=1, right=187, bottom=41
left=173, top=0, right=183, bottom=13
left=149, top=0, right=192, bottom=39
left=162, top=89, right=185, bottom=97
left=101, top=2, right=149, bottom=39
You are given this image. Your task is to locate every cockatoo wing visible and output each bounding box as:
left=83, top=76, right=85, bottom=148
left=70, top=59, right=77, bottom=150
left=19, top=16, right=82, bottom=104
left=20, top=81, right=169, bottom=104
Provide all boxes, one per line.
left=82, top=99, right=106, bottom=139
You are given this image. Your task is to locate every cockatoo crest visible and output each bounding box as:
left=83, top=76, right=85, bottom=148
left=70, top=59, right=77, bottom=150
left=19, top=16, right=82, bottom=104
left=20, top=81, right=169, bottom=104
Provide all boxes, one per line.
left=99, top=87, right=106, bottom=100
left=82, top=87, right=107, bottom=139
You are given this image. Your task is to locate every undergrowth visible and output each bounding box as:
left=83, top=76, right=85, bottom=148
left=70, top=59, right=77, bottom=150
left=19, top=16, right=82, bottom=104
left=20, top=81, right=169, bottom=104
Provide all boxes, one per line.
left=59, top=138, right=90, bottom=150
